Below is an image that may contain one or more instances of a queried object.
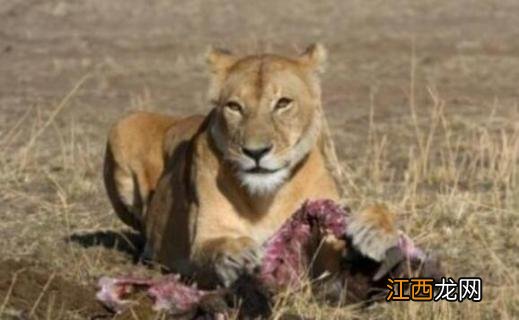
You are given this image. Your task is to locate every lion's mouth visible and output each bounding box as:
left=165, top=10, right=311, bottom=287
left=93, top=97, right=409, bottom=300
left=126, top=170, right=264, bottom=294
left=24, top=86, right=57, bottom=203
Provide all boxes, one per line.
left=244, top=166, right=280, bottom=174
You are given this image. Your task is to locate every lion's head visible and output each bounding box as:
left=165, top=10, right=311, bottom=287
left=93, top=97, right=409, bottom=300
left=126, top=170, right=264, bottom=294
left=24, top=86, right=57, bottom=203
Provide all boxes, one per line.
left=207, top=44, right=327, bottom=195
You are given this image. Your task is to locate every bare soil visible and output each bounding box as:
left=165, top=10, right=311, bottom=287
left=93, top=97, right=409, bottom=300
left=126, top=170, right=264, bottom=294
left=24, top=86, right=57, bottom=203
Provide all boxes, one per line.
left=0, top=259, right=106, bottom=319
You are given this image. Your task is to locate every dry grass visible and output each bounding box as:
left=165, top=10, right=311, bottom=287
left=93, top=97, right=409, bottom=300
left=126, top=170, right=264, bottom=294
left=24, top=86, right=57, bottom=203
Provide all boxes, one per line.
left=254, top=54, right=518, bottom=318
left=0, top=64, right=517, bottom=320
left=271, top=90, right=519, bottom=319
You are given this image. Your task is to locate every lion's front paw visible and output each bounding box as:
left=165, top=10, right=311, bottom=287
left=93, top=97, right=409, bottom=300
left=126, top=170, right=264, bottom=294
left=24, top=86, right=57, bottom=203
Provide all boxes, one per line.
left=346, top=204, right=399, bottom=262
left=214, top=241, right=263, bottom=287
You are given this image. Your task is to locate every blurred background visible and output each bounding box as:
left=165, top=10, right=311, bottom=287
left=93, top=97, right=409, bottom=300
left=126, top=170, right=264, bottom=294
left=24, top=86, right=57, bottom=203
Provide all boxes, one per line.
left=0, top=1, right=517, bottom=319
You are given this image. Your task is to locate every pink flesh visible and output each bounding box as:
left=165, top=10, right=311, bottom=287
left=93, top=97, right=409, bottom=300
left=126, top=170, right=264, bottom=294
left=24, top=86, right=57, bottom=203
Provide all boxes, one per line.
left=260, top=200, right=348, bottom=288
left=96, top=275, right=207, bottom=314
left=96, top=199, right=425, bottom=314
left=96, top=276, right=156, bottom=313
left=147, top=274, right=207, bottom=312
left=398, top=233, right=426, bottom=260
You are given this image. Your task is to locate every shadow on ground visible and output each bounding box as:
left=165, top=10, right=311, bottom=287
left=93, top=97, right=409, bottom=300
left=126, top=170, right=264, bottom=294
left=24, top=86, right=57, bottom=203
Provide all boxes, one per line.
left=67, top=230, right=145, bottom=262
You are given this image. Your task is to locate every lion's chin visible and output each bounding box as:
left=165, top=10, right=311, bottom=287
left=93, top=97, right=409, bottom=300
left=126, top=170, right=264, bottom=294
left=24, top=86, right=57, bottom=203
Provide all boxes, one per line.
left=238, top=168, right=290, bottom=196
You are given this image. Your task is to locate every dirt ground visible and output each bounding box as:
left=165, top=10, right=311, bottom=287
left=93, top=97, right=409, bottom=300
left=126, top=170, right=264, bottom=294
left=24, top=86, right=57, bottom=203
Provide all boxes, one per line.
left=0, top=0, right=518, bottom=319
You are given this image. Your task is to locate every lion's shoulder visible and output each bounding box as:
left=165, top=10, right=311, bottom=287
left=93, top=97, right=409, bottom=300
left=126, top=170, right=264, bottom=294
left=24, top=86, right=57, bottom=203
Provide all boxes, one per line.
left=163, top=114, right=206, bottom=159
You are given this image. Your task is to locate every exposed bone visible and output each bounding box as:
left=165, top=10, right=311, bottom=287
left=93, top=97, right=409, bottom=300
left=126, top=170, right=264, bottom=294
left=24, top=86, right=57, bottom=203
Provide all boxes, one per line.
left=96, top=276, right=156, bottom=313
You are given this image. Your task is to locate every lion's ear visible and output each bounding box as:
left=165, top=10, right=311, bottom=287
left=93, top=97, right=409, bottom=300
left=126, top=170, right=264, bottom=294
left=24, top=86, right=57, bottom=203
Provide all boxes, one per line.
left=298, top=43, right=327, bottom=74
left=206, top=47, right=237, bottom=102
left=207, top=47, right=237, bottom=75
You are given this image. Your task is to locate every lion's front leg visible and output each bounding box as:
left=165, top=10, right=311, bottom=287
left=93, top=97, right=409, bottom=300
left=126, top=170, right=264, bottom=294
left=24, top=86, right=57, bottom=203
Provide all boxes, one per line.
left=195, top=236, right=263, bottom=287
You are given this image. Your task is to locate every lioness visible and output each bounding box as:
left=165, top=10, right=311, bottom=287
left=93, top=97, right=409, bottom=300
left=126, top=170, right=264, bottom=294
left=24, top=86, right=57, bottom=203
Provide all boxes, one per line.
left=104, top=44, right=396, bottom=287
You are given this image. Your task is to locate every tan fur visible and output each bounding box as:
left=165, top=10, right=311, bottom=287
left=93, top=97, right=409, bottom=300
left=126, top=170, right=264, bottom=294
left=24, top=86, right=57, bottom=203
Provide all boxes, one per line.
left=104, top=45, right=398, bottom=287
left=104, top=112, right=204, bottom=231
left=347, top=204, right=399, bottom=261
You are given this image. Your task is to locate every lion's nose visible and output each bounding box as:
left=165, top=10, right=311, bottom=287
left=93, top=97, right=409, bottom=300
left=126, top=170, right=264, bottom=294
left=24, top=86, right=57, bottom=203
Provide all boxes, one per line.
left=242, top=145, right=273, bottom=162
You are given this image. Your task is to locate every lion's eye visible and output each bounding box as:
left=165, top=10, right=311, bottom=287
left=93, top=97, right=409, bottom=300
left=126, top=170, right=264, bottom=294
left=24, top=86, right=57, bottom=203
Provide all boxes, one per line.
left=274, top=97, right=293, bottom=111
left=225, top=101, right=243, bottom=114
